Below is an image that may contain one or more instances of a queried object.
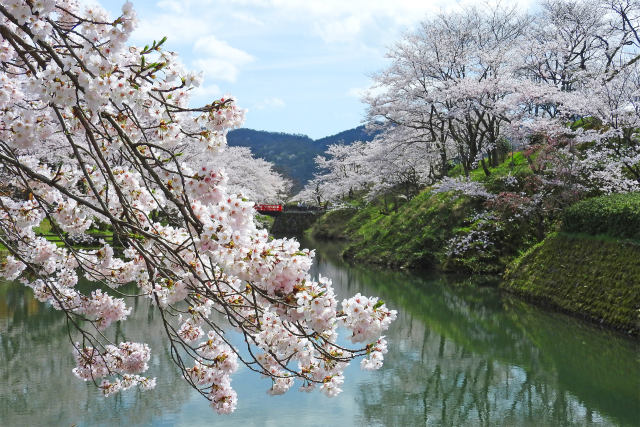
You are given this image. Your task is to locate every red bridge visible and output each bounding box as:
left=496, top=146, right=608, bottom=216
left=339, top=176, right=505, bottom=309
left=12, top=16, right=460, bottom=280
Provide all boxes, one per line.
left=254, top=204, right=283, bottom=213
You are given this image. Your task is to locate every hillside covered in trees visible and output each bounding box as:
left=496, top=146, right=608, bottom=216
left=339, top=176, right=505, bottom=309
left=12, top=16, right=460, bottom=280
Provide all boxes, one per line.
left=227, top=126, right=378, bottom=191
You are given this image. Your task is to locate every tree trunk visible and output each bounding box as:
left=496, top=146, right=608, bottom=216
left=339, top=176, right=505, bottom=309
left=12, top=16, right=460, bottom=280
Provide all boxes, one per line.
left=481, top=158, right=491, bottom=177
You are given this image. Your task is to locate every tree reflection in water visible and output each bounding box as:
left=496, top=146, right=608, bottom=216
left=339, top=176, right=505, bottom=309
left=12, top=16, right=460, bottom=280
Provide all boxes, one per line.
left=309, top=238, right=639, bottom=427
left=1, top=238, right=638, bottom=426
left=0, top=281, right=192, bottom=426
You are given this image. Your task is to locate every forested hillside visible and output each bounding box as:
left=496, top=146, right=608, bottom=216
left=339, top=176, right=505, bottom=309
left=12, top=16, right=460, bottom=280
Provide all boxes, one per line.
left=227, top=126, right=377, bottom=191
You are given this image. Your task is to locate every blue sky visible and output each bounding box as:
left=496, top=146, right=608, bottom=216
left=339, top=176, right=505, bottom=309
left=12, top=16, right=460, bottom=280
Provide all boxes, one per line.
left=91, top=0, right=533, bottom=139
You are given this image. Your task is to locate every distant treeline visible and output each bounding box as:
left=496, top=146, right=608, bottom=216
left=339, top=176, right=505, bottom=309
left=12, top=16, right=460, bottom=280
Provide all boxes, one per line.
left=227, top=126, right=378, bottom=192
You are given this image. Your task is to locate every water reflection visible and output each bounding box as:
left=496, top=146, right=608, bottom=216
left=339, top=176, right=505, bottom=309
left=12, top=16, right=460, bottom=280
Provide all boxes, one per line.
left=0, top=238, right=638, bottom=426
left=310, top=238, right=639, bottom=426
left=0, top=283, right=193, bottom=426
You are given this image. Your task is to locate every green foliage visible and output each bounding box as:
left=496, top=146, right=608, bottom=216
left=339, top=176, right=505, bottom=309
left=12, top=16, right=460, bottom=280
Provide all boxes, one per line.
left=33, top=218, right=52, bottom=234
left=271, top=211, right=323, bottom=236
left=503, top=232, right=640, bottom=335
left=227, top=129, right=316, bottom=191
left=308, top=149, right=640, bottom=334
left=570, top=116, right=603, bottom=131
left=86, top=228, right=113, bottom=237
left=444, top=217, right=526, bottom=276
left=311, top=152, right=546, bottom=273
left=32, top=218, right=115, bottom=248
left=446, top=152, right=537, bottom=198
left=562, top=193, right=640, bottom=240
left=481, top=152, right=534, bottom=192
left=254, top=214, right=275, bottom=231
left=309, top=209, right=359, bottom=240
left=317, top=191, right=482, bottom=269
left=449, top=152, right=531, bottom=182
left=313, top=126, right=378, bottom=148
left=32, top=218, right=64, bottom=247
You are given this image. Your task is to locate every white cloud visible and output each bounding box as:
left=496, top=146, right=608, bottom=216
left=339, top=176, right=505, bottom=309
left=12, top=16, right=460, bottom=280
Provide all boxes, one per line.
left=225, top=0, right=536, bottom=45
left=314, top=14, right=365, bottom=44
left=228, top=11, right=265, bottom=27
left=132, top=14, right=210, bottom=46
left=253, top=97, right=286, bottom=110
left=192, top=36, right=254, bottom=82
left=250, top=54, right=355, bottom=71
left=90, top=0, right=538, bottom=48
left=194, top=36, right=254, bottom=64
left=89, top=0, right=540, bottom=137
left=192, top=58, right=242, bottom=82
left=156, top=0, right=184, bottom=14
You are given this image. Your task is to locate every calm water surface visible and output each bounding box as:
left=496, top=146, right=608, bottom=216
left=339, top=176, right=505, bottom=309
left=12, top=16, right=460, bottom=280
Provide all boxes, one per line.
left=1, top=238, right=638, bottom=426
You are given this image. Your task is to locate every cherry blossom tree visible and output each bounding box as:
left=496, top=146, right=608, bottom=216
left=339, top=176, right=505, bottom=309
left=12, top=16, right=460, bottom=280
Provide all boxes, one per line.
left=293, top=141, right=371, bottom=205
left=0, top=0, right=396, bottom=414
left=574, top=62, right=640, bottom=193
left=197, top=146, right=292, bottom=203
left=364, top=5, right=530, bottom=178
left=362, top=0, right=638, bottom=196
left=516, top=0, right=640, bottom=192
left=297, top=0, right=637, bottom=273
left=294, top=132, right=435, bottom=207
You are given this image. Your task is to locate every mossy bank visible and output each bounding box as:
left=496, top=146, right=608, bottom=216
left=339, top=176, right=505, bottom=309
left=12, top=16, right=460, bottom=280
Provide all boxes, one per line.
left=309, top=191, right=640, bottom=336
left=311, top=192, right=479, bottom=269
left=309, top=190, right=509, bottom=273
left=502, top=232, right=640, bottom=335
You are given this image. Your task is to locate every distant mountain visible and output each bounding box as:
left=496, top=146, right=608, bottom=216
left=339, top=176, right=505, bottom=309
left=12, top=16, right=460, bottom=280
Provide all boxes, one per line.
left=314, top=126, right=377, bottom=150
left=227, top=125, right=377, bottom=192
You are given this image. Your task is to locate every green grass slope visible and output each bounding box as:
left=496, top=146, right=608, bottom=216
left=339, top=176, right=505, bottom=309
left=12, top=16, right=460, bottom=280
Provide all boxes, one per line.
left=502, top=232, right=640, bottom=335
left=311, top=191, right=480, bottom=269
left=310, top=152, right=537, bottom=272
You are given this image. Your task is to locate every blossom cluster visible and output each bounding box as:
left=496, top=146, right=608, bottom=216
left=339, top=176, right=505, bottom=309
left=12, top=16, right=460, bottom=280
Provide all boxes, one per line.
left=72, top=341, right=155, bottom=396
left=186, top=331, right=239, bottom=414
left=0, top=0, right=396, bottom=413
left=432, top=177, right=494, bottom=199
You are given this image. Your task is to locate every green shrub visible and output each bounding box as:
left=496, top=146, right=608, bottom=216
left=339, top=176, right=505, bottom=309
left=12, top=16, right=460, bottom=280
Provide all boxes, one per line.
left=562, top=193, right=640, bottom=240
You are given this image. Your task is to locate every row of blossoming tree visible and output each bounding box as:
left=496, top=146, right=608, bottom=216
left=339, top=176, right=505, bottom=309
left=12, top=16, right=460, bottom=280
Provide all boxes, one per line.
left=0, top=0, right=396, bottom=414
left=296, top=0, right=639, bottom=207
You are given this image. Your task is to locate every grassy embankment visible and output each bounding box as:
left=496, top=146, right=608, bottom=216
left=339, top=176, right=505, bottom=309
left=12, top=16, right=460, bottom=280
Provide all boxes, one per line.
left=1, top=218, right=115, bottom=257
left=504, top=193, right=640, bottom=335
left=0, top=219, right=60, bottom=256
left=310, top=152, right=533, bottom=271
left=309, top=156, right=640, bottom=334
left=312, top=191, right=480, bottom=269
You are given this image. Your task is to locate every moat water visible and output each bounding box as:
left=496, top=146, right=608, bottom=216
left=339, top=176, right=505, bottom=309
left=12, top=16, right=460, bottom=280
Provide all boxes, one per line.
left=1, top=238, right=638, bottom=426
